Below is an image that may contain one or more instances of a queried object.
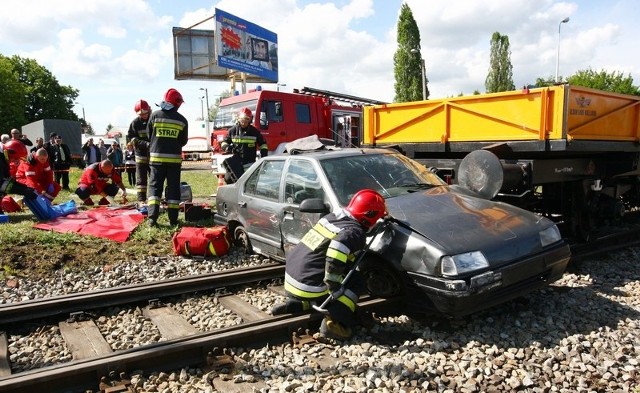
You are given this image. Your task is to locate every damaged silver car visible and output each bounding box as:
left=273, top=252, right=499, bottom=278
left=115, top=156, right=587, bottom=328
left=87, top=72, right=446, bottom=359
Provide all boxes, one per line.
left=214, top=146, right=570, bottom=316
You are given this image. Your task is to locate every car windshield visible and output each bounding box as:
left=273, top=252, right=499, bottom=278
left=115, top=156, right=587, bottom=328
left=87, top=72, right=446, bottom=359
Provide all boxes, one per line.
left=214, top=100, right=258, bottom=129
left=320, top=152, right=446, bottom=205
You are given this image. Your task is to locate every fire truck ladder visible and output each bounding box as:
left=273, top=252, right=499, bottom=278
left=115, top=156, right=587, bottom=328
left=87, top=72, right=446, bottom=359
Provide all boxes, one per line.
left=300, top=87, right=388, bottom=106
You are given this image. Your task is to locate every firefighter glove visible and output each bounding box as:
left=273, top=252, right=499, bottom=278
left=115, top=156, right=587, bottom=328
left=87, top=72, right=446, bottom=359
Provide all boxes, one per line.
left=224, top=143, right=233, bottom=153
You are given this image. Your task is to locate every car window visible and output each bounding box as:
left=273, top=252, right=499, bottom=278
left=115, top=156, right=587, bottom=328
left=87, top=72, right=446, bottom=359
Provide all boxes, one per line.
left=295, top=103, right=311, bottom=123
left=244, top=160, right=285, bottom=201
left=320, top=152, right=445, bottom=205
left=284, top=159, right=324, bottom=204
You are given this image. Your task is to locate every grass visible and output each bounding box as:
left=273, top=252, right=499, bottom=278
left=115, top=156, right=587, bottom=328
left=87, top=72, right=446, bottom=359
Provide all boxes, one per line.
left=0, top=163, right=219, bottom=279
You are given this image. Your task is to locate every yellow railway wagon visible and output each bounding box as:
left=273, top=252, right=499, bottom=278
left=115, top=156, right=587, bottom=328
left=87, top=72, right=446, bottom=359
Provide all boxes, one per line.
left=363, top=85, right=640, bottom=146
left=362, top=85, right=640, bottom=241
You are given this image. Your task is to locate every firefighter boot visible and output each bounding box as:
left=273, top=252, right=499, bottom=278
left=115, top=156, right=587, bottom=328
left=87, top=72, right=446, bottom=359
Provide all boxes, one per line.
left=83, top=198, right=95, bottom=206
left=271, top=299, right=309, bottom=315
left=98, top=197, right=111, bottom=206
left=318, top=317, right=352, bottom=341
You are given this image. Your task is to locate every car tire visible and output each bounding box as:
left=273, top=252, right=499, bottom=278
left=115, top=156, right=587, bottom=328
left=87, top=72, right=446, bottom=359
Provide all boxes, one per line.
left=360, top=257, right=403, bottom=298
left=233, top=225, right=253, bottom=254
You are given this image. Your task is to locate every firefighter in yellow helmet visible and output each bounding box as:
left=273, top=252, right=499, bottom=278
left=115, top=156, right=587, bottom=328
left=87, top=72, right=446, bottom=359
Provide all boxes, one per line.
left=271, top=189, right=388, bottom=340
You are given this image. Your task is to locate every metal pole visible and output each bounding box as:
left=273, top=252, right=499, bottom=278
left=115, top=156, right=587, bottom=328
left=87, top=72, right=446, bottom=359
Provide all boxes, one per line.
left=420, top=58, right=426, bottom=100
left=555, top=17, right=570, bottom=83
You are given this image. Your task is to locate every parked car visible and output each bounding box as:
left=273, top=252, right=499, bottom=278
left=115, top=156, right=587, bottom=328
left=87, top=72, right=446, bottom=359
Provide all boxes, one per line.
left=214, top=146, right=571, bottom=316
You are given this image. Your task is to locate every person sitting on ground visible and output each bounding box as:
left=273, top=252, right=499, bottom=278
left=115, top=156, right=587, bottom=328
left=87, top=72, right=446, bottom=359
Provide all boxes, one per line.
left=271, top=189, right=388, bottom=341
left=75, top=159, right=127, bottom=206
left=15, top=148, right=61, bottom=202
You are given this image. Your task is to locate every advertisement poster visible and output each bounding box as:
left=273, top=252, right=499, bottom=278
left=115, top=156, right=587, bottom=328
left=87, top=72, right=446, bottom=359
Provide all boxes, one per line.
left=215, top=8, right=279, bottom=82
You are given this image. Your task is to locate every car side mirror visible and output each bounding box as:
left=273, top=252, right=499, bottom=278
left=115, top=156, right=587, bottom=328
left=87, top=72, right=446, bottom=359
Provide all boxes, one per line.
left=299, top=198, right=329, bottom=214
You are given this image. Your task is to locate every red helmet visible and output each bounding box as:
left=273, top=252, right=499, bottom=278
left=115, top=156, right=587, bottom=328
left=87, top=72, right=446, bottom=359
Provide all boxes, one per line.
left=345, top=189, right=387, bottom=229
left=4, top=140, right=27, bottom=161
left=164, top=88, right=184, bottom=107
left=134, top=99, right=151, bottom=115
left=238, top=107, right=252, bottom=121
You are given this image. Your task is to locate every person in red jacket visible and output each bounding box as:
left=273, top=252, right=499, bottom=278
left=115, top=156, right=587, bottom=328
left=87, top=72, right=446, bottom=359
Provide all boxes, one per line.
left=75, top=159, right=127, bottom=206
left=15, top=148, right=61, bottom=201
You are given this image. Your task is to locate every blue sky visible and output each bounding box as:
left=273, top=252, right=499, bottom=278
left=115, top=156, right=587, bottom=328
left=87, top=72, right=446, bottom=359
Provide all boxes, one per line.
left=1, top=0, right=638, bottom=134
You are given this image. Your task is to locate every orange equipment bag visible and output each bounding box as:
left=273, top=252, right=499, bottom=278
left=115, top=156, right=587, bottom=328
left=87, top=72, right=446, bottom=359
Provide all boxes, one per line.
left=172, top=225, right=231, bottom=257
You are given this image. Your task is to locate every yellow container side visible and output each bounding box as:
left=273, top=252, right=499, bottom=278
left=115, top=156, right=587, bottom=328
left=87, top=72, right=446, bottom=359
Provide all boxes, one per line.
left=363, top=85, right=640, bottom=145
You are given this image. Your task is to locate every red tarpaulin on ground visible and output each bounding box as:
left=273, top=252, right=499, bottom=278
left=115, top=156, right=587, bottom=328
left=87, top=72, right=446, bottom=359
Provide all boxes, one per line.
left=34, top=207, right=145, bottom=242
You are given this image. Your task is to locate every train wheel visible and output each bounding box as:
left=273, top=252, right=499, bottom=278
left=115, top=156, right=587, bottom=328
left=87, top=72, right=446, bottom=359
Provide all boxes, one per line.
left=360, top=258, right=403, bottom=298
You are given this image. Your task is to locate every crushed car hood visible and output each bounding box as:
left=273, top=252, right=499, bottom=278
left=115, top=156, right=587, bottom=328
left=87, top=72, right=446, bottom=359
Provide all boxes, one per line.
left=385, top=186, right=554, bottom=262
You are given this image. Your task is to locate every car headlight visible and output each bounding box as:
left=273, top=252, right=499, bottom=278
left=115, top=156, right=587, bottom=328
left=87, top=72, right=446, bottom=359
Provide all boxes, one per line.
left=539, top=225, right=561, bottom=247
left=441, top=251, right=489, bottom=278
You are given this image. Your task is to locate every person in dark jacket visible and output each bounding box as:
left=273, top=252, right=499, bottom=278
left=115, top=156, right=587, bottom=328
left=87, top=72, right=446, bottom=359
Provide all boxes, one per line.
left=220, top=107, right=268, bottom=166
left=51, top=134, right=73, bottom=190
left=133, top=89, right=188, bottom=226
left=271, top=189, right=388, bottom=341
left=126, top=100, right=151, bottom=202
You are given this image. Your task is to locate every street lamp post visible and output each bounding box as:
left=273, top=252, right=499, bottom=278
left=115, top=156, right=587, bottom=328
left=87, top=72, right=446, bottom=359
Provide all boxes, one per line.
left=199, top=88, right=209, bottom=121
left=199, top=96, right=205, bottom=119
left=277, top=83, right=286, bottom=92
left=555, top=17, right=570, bottom=83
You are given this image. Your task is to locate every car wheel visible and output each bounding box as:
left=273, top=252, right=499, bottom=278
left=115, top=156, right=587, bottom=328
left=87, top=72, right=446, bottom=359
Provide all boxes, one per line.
left=360, top=258, right=403, bottom=298
left=233, top=226, right=253, bottom=254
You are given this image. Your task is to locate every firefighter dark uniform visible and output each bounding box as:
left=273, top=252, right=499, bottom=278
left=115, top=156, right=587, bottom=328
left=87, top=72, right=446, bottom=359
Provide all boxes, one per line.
left=275, top=211, right=367, bottom=335
left=127, top=100, right=151, bottom=202
left=141, top=89, right=188, bottom=226
left=221, top=123, right=268, bottom=165
left=271, top=189, right=388, bottom=340
left=220, top=107, right=268, bottom=166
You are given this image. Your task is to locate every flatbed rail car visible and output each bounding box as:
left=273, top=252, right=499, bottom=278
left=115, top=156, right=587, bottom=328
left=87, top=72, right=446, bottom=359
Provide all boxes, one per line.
left=362, top=84, right=640, bottom=240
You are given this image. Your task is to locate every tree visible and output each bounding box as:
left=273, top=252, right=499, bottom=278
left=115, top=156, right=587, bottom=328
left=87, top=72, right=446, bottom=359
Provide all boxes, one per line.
left=210, top=89, right=232, bottom=123
left=485, top=32, right=515, bottom=93
left=0, top=57, right=27, bottom=131
left=393, top=3, right=429, bottom=102
left=567, top=68, right=640, bottom=96
left=0, top=54, right=79, bottom=130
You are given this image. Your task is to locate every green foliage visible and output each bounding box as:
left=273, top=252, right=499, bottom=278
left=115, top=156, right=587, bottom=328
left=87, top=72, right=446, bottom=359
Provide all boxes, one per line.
left=0, top=54, right=79, bottom=132
left=393, top=3, right=429, bottom=102
left=567, top=68, right=640, bottom=95
left=485, top=32, right=515, bottom=93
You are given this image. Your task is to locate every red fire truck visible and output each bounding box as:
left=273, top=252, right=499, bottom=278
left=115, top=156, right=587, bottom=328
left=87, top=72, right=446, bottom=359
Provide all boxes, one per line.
left=210, top=87, right=386, bottom=177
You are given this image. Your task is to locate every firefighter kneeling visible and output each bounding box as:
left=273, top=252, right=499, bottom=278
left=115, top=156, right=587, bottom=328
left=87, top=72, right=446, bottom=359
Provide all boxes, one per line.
left=271, top=189, right=388, bottom=340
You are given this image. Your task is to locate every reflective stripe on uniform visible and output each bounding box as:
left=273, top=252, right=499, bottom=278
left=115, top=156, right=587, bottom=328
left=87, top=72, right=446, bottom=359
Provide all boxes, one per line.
left=284, top=272, right=329, bottom=299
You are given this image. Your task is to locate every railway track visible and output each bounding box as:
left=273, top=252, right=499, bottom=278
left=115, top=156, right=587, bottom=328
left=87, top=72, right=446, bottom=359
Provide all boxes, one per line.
left=2, top=226, right=640, bottom=392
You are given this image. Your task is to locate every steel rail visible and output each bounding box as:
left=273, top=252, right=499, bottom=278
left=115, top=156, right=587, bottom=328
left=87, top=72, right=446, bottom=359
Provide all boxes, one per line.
left=0, top=263, right=285, bottom=325
left=0, top=297, right=399, bottom=393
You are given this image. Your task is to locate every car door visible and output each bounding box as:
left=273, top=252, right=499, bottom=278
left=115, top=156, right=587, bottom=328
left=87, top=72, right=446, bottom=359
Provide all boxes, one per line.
left=280, top=158, right=328, bottom=254
left=240, top=159, right=286, bottom=258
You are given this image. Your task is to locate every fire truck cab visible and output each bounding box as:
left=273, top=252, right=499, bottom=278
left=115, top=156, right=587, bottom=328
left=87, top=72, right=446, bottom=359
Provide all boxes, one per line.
left=211, top=87, right=385, bottom=176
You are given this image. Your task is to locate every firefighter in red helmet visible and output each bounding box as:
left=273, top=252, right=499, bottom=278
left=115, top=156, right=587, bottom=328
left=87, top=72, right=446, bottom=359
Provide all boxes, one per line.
left=126, top=99, right=151, bottom=202
left=220, top=106, right=268, bottom=169
left=133, top=88, right=188, bottom=226
left=271, top=189, right=388, bottom=341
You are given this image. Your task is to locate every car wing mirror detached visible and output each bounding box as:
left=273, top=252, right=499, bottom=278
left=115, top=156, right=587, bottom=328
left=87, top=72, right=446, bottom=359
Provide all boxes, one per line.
left=260, top=112, right=268, bottom=130
left=299, top=198, right=329, bottom=214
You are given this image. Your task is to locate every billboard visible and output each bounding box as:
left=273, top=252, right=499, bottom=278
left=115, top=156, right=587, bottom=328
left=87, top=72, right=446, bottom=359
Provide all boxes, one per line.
left=215, top=8, right=279, bottom=83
